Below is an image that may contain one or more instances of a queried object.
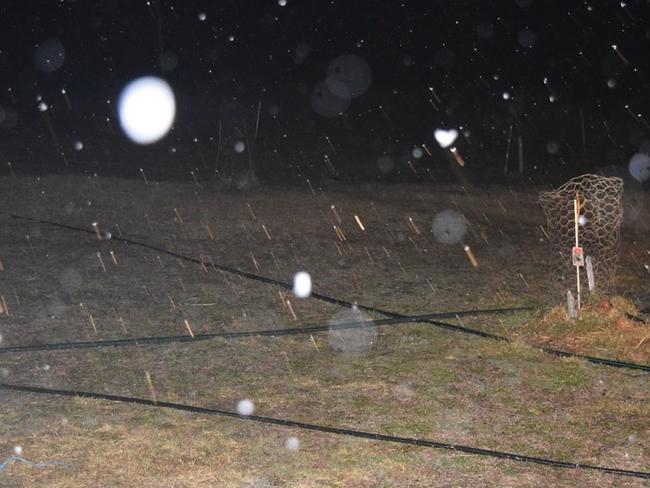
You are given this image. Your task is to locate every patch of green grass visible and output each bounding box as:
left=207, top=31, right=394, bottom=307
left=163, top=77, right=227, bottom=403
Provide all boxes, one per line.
left=522, top=359, right=592, bottom=393
left=430, top=453, right=484, bottom=472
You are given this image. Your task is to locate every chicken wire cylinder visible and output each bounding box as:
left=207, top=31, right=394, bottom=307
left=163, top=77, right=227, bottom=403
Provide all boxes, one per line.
left=539, top=174, right=623, bottom=293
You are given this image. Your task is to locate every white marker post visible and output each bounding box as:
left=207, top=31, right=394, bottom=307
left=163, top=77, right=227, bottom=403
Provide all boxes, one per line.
left=566, top=290, right=577, bottom=320
left=585, top=255, right=595, bottom=293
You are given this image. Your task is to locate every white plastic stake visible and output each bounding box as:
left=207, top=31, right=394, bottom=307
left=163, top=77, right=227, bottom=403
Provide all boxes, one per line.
left=567, top=290, right=577, bottom=320
left=585, top=256, right=595, bottom=293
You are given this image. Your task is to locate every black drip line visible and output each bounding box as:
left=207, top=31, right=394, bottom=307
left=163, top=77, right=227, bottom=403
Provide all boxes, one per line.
left=0, top=307, right=526, bottom=353
left=1, top=383, right=648, bottom=480
left=6, top=213, right=650, bottom=373
left=4, top=214, right=650, bottom=478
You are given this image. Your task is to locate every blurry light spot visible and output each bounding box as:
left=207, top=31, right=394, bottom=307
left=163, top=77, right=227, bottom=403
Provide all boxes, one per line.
left=237, top=399, right=255, bottom=416
left=377, top=155, right=394, bottom=174
left=546, top=140, right=560, bottom=155
left=326, top=54, right=372, bottom=99
left=431, top=209, right=467, bottom=245
left=118, top=76, right=176, bottom=145
left=35, top=38, right=65, bottom=72
left=629, top=153, right=650, bottom=182
left=434, top=128, right=458, bottom=148
left=292, top=271, right=312, bottom=298
left=327, top=306, right=376, bottom=356
left=284, top=436, right=300, bottom=451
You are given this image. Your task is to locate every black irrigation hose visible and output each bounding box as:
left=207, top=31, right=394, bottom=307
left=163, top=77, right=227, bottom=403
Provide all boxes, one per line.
left=625, top=312, right=649, bottom=325
left=7, top=213, right=516, bottom=341
left=535, top=348, right=650, bottom=372
left=1, top=383, right=648, bottom=480
left=1, top=309, right=649, bottom=372
left=0, top=307, right=528, bottom=354
left=8, top=213, right=650, bottom=373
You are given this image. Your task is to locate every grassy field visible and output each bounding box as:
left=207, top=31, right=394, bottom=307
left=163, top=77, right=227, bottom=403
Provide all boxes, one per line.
left=0, top=175, right=648, bottom=487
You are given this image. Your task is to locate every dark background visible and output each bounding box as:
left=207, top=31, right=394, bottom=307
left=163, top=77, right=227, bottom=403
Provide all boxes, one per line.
left=1, top=0, right=650, bottom=184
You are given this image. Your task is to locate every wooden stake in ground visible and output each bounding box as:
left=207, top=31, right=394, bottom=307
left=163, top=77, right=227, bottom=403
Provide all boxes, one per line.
left=572, top=194, right=585, bottom=310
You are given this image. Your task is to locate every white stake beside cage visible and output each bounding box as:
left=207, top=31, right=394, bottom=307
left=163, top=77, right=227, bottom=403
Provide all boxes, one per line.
left=566, top=290, right=577, bottom=320
left=585, top=255, right=596, bottom=293
left=539, top=174, right=624, bottom=318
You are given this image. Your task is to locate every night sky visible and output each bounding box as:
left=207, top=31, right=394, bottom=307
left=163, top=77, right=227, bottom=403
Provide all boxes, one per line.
left=2, top=0, right=650, bottom=182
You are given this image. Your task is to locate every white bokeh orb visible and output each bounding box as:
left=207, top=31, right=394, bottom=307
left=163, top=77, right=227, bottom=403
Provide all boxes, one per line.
left=292, top=271, right=312, bottom=298
left=327, top=306, right=376, bottom=356
left=434, top=128, right=458, bottom=148
left=118, top=76, right=176, bottom=145
left=35, top=38, right=65, bottom=73
left=284, top=436, right=300, bottom=451
left=629, top=153, right=650, bottom=182
left=431, top=209, right=468, bottom=245
left=326, top=54, right=372, bottom=99
left=237, top=399, right=255, bottom=416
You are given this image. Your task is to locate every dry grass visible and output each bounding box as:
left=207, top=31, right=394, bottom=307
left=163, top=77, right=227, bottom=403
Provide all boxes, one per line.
left=508, top=296, right=650, bottom=363
left=0, top=175, right=648, bottom=487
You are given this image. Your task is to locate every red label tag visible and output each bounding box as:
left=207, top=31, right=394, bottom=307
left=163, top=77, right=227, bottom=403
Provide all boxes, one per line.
left=572, top=246, right=584, bottom=267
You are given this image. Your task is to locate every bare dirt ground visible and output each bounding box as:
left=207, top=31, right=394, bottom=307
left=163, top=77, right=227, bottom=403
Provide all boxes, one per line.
left=0, top=175, right=648, bottom=487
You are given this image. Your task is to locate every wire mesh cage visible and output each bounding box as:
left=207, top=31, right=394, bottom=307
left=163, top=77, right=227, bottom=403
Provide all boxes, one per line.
left=539, top=174, right=624, bottom=293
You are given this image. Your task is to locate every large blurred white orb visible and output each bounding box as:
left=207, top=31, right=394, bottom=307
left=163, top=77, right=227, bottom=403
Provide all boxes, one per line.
left=35, top=38, right=65, bottom=73
left=292, top=271, right=312, bottom=298
left=326, top=54, right=372, bottom=99
left=327, top=306, right=376, bottom=355
left=118, top=77, right=176, bottom=144
left=431, top=209, right=467, bottom=245
left=629, top=153, right=650, bottom=182
left=237, top=399, right=255, bottom=416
